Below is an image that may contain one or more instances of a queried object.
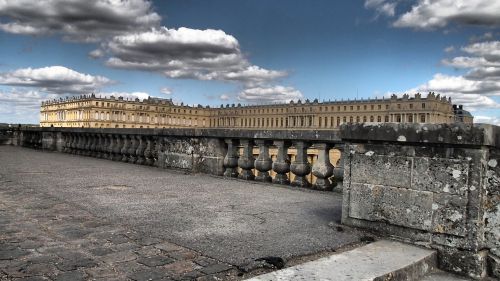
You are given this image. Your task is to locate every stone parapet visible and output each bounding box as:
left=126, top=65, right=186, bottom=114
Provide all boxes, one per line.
left=340, top=123, right=499, bottom=279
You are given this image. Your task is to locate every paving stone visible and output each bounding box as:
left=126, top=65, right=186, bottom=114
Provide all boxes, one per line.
left=163, top=260, right=199, bottom=275
left=137, top=255, right=175, bottom=267
left=111, top=260, right=149, bottom=275
left=0, top=248, right=30, bottom=260
left=154, top=242, right=185, bottom=253
left=180, top=270, right=204, bottom=280
left=88, top=247, right=115, bottom=256
left=137, top=237, right=162, bottom=246
left=134, top=245, right=162, bottom=257
left=101, top=250, right=138, bottom=263
left=85, top=266, right=118, bottom=279
left=16, top=277, right=50, bottom=281
left=54, top=256, right=98, bottom=271
left=108, top=234, right=131, bottom=244
left=19, top=262, right=60, bottom=277
left=54, top=269, right=87, bottom=281
left=167, top=249, right=199, bottom=260
left=128, top=268, right=171, bottom=281
left=193, top=256, right=217, bottom=267
left=199, top=263, right=233, bottom=275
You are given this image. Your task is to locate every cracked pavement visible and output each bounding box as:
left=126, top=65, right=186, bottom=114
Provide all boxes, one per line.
left=0, top=146, right=362, bottom=280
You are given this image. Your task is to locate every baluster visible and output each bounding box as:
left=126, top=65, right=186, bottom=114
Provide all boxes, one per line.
left=95, top=134, right=102, bottom=158
left=107, top=134, right=114, bottom=160
left=223, top=139, right=239, bottom=177
left=135, top=136, right=146, bottom=165
left=112, top=135, right=122, bottom=161
left=89, top=133, right=96, bottom=157
left=64, top=134, right=71, bottom=153
left=144, top=136, right=154, bottom=166
left=238, top=139, right=255, bottom=180
left=312, top=143, right=334, bottom=191
left=83, top=133, right=90, bottom=156
left=332, top=147, right=344, bottom=191
left=290, top=141, right=311, bottom=187
left=70, top=133, right=77, bottom=154
left=75, top=134, right=83, bottom=155
left=254, top=140, right=272, bottom=182
left=153, top=136, right=162, bottom=167
left=128, top=135, right=138, bottom=163
left=272, top=140, right=291, bottom=185
left=121, top=135, right=130, bottom=162
left=101, top=134, right=109, bottom=159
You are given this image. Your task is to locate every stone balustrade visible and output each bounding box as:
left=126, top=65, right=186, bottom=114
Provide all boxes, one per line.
left=10, top=127, right=345, bottom=190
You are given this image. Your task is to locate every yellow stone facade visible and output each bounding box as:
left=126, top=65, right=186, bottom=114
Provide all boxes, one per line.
left=40, top=92, right=472, bottom=128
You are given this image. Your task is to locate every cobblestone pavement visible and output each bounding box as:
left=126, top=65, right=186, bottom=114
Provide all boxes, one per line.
left=0, top=146, right=362, bottom=280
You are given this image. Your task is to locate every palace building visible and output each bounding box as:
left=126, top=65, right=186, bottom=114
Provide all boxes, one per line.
left=40, top=92, right=473, bottom=128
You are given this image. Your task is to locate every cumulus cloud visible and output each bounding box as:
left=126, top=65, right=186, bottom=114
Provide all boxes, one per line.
left=393, top=0, right=500, bottom=29
left=104, top=27, right=287, bottom=85
left=0, top=0, right=160, bottom=42
left=0, top=66, right=113, bottom=94
left=237, top=86, right=303, bottom=103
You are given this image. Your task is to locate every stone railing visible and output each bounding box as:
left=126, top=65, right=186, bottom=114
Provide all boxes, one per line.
left=10, top=127, right=345, bottom=191
left=5, top=124, right=499, bottom=279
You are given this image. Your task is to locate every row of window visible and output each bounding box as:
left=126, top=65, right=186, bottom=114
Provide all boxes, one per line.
left=213, top=114, right=430, bottom=128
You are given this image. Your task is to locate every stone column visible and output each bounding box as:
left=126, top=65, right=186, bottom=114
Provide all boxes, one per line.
left=272, top=140, right=291, bottom=185
left=254, top=140, right=273, bottom=182
left=135, top=135, right=146, bottom=165
left=128, top=135, right=138, bottom=163
left=154, top=137, right=163, bottom=167
left=144, top=136, right=154, bottom=166
left=112, top=135, right=122, bottom=161
left=238, top=139, right=255, bottom=180
left=223, top=139, right=239, bottom=178
left=121, top=135, right=130, bottom=162
left=312, top=143, right=334, bottom=191
left=102, top=134, right=109, bottom=159
left=290, top=141, right=311, bottom=187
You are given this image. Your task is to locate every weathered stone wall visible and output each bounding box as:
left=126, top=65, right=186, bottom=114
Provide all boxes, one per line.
left=341, top=123, right=499, bottom=279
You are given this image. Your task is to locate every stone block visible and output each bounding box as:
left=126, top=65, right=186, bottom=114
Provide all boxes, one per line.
left=412, top=157, right=470, bottom=196
left=431, top=193, right=468, bottom=237
left=434, top=246, right=488, bottom=279
left=348, top=183, right=433, bottom=231
left=350, top=154, right=412, bottom=188
left=488, top=253, right=500, bottom=279
left=164, top=152, right=195, bottom=170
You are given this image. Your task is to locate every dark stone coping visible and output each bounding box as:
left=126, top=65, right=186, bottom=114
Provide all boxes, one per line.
left=13, top=123, right=500, bottom=148
left=340, top=123, right=499, bottom=148
left=17, top=127, right=344, bottom=144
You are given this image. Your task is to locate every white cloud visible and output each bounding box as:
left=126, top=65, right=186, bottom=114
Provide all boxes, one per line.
left=473, top=115, right=500, bottom=126
left=364, top=0, right=397, bottom=17
left=219, top=94, right=230, bottom=101
left=104, top=27, right=287, bottom=85
left=393, top=0, right=500, bottom=29
left=0, top=66, right=113, bottom=94
left=444, top=46, right=455, bottom=53
left=0, top=0, right=160, bottom=42
left=88, top=49, right=105, bottom=59
left=238, top=86, right=303, bottom=103
left=99, top=91, right=150, bottom=101
left=0, top=89, right=58, bottom=123
left=160, top=87, right=172, bottom=95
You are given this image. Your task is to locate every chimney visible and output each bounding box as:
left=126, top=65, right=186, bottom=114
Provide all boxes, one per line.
left=459, top=105, right=463, bottom=110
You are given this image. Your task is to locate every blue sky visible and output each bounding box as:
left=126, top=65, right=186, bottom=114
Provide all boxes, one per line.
left=0, top=0, right=499, bottom=125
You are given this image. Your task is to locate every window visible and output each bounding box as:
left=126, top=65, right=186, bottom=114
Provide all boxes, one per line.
left=378, top=104, right=381, bottom=110
left=420, top=114, right=426, bottom=122
left=370, top=116, right=374, bottom=122
left=385, top=116, right=389, bottom=122
left=422, top=103, right=426, bottom=109
left=409, top=115, right=413, bottom=122
left=377, top=116, right=381, bottom=122
left=409, top=104, right=413, bottom=109
left=363, top=116, right=367, bottom=122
